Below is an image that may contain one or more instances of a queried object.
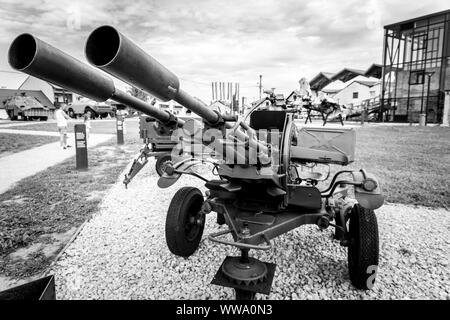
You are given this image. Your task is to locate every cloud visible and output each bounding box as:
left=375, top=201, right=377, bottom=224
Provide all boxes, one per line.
left=0, top=0, right=449, bottom=102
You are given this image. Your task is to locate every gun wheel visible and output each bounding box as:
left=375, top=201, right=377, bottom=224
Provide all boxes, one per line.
left=155, top=154, right=173, bottom=176
left=347, top=204, right=379, bottom=290
left=165, top=187, right=205, bottom=257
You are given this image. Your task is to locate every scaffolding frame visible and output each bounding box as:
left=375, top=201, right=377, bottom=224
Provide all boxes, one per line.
left=381, top=10, right=450, bottom=123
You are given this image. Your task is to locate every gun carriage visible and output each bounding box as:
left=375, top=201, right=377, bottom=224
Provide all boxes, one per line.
left=9, top=26, right=384, bottom=300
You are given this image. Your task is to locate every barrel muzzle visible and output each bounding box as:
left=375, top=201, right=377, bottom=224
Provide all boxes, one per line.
left=8, top=33, right=182, bottom=125
left=85, top=25, right=220, bottom=125
left=9, top=33, right=115, bottom=102
left=85, top=25, right=180, bottom=102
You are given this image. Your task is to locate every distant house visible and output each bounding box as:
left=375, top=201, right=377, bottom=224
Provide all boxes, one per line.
left=0, top=71, right=74, bottom=109
left=321, top=88, right=341, bottom=98
left=286, top=90, right=302, bottom=104
left=308, top=65, right=382, bottom=106
left=332, top=80, right=381, bottom=107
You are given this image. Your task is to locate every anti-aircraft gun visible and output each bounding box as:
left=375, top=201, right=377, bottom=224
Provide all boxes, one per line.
left=9, top=26, right=384, bottom=300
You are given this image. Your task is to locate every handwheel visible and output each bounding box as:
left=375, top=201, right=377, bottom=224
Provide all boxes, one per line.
left=347, top=204, right=379, bottom=290
left=165, top=187, right=205, bottom=257
left=155, top=154, right=173, bottom=176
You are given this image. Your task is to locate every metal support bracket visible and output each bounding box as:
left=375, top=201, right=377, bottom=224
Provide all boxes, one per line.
left=208, top=229, right=272, bottom=251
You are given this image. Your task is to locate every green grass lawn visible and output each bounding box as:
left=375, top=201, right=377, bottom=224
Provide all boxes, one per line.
left=0, top=137, right=141, bottom=279
left=8, top=119, right=140, bottom=135
left=343, top=125, right=450, bottom=209
left=0, top=133, right=59, bottom=158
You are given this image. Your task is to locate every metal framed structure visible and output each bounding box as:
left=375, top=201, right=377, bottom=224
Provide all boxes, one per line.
left=381, top=10, right=450, bottom=123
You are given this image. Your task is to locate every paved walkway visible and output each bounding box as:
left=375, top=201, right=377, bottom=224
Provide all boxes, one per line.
left=0, top=132, right=113, bottom=195
left=0, top=128, right=60, bottom=136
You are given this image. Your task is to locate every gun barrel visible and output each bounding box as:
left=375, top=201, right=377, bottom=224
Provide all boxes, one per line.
left=85, top=25, right=220, bottom=124
left=8, top=33, right=183, bottom=126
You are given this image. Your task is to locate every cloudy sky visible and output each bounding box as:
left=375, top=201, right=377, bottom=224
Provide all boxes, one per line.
left=0, top=0, right=448, bottom=102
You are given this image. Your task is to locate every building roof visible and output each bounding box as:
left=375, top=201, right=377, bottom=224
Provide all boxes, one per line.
left=0, top=70, right=69, bottom=92
left=309, top=72, right=335, bottom=91
left=0, top=71, right=29, bottom=89
left=353, top=80, right=380, bottom=87
left=322, top=88, right=341, bottom=94
left=331, top=68, right=366, bottom=83
left=335, top=79, right=380, bottom=94
left=286, top=90, right=301, bottom=100
left=384, top=9, right=450, bottom=30
left=309, top=63, right=383, bottom=92
left=365, top=64, right=383, bottom=79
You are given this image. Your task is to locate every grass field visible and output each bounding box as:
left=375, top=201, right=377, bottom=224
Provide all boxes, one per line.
left=8, top=119, right=140, bottom=135
left=347, top=125, right=450, bottom=208
left=0, top=133, right=59, bottom=158
left=0, top=137, right=141, bottom=279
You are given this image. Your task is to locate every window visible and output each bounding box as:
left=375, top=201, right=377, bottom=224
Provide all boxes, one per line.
left=352, top=92, right=359, bottom=99
left=409, top=70, right=425, bottom=85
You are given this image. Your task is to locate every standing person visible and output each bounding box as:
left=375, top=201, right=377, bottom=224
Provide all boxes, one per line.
left=54, top=105, right=71, bottom=149
left=84, top=111, right=92, bottom=140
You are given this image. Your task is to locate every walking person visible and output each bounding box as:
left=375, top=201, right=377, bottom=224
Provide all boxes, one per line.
left=54, top=105, right=71, bottom=149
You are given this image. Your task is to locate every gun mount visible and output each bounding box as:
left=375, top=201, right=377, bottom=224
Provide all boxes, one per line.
left=9, top=27, right=384, bottom=300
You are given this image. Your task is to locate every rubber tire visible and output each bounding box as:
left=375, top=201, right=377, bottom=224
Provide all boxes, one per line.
left=347, top=204, right=379, bottom=290
left=68, top=109, right=75, bottom=118
left=155, top=154, right=173, bottom=176
left=165, top=187, right=205, bottom=257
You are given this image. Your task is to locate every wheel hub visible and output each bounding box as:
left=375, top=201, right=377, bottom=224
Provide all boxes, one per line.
left=161, top=160, right=173, bottom=174
left=222, top=257, right=268, bottom=286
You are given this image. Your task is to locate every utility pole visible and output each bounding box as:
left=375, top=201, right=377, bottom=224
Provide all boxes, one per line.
left=258, top=75, right=262, bottom=100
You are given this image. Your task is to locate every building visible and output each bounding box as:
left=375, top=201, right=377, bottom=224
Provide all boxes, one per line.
left=309, top=66, right=382, bottom=106
left=381, top=9, right=450, bottom=123
left=0, top=71, right=74, bottom=109
left=333, top=80, right=381, bottom=107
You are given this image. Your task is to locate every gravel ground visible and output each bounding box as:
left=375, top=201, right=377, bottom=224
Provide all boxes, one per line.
left=48, top=158, right=450, bottom=300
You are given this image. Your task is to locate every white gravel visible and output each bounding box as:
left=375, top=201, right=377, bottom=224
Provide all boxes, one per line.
left=48, top=158, right=450, bottom=300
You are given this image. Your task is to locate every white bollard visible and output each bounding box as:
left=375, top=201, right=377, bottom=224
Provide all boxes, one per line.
left=442, top=91, right=450, bottom=127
